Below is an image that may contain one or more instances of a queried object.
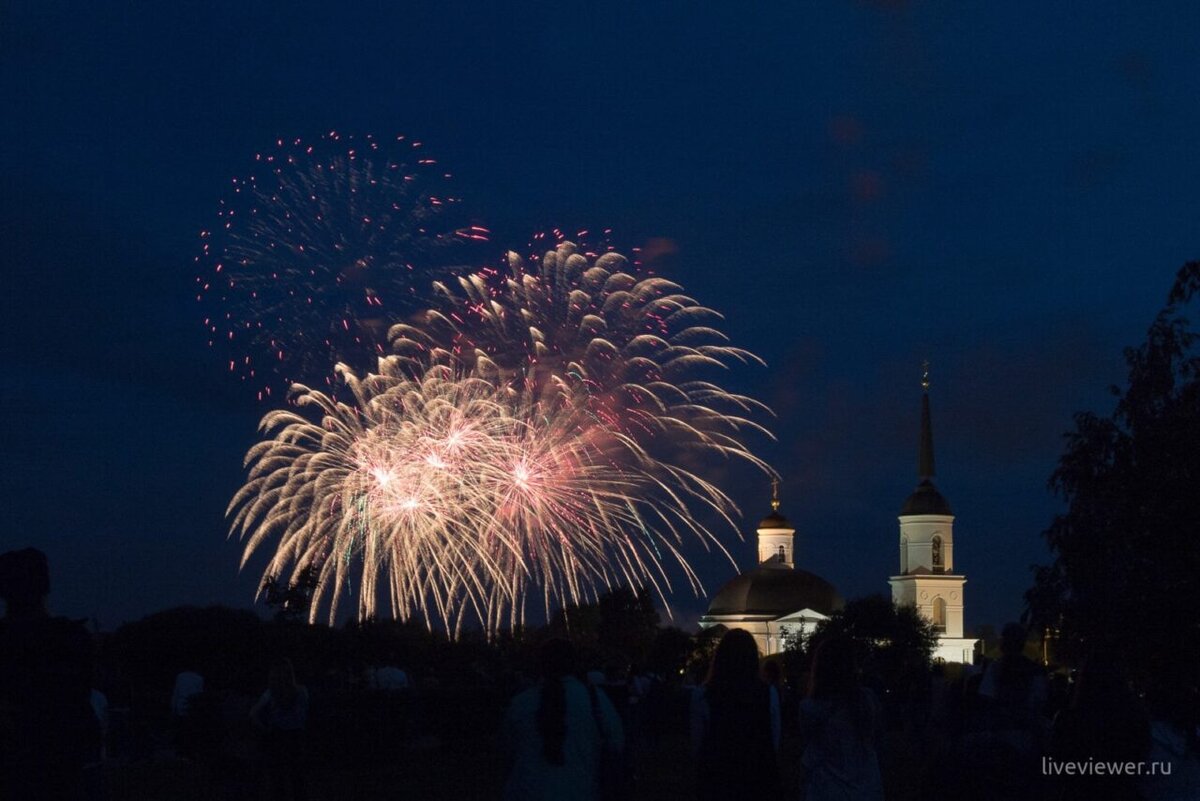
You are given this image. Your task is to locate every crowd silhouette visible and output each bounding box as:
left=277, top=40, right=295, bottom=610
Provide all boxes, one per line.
left=1, top=547, right=1197, bottom=800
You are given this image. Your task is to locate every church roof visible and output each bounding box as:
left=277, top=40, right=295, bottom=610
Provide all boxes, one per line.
left=705, top=563, right=843, bottom=618
left=918, top=389, right=936, bottom=480
left=757, top=509, right=793, bottom=529
left=900, top=479, right=953, bottom=516
left=900, top=386, right=953, bottom=516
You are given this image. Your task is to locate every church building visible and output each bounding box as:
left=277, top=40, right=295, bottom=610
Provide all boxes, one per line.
left=697, top=485, right=843, bottom=656
left=699, top=370, right=978, bottom=663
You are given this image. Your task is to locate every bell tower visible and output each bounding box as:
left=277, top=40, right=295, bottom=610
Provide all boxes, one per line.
left=757, top=479, right=795, bottom=568
left=889, top=363, right=977, bottom=662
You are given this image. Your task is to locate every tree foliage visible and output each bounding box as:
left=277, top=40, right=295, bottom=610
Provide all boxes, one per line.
left=548, top=587, right=661, bottom=668
left=1027, top=261, right=1200, bottom=701
left=260, top=564, right=320, bottom=623
left=809, top=594, right=938, bottom=699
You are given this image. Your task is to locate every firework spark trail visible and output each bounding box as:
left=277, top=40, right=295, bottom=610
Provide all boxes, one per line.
left=195, top=132, right=488, bottom=400
left=229, top=243, right=773, bottom=634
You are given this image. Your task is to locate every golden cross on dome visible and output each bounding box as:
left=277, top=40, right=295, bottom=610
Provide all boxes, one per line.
left=771, top=477, right=781, bottom=511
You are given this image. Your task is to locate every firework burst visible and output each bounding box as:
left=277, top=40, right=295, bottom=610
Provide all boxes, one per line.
left=229, top=357, right=756, bottom=635
left=195, top=132, right=489, bottom=400
left=229, top=240, right=772, bottom=634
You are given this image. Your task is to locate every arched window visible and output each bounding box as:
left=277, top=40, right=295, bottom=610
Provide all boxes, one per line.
left=932, top=596, right=947, bottom=632
left=778, top=545, right=786, bottom=561
left=900, top=535, right=908, bottom=573
left=931, top=535, right=943, bottom=570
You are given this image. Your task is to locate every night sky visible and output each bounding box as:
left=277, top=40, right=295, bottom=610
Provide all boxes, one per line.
left=3, top=3, right=1198, bottom=633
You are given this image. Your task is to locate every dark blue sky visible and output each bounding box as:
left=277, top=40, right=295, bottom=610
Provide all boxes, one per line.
left=3, top=2, right=1197, bottom=632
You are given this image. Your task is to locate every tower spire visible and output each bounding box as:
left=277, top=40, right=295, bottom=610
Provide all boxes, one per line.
left=771, top=477, right=781, bottom=511
left=919, top=361, right=935, bottom=480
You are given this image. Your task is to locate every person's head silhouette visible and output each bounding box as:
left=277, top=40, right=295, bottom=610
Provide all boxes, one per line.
left=538, top=638, right=576, bottom=681
left=808, top=635, right=858, bottom=700
left=706, top=628, right=761, bottom=690
left=0, top=547, right=51, bottom=618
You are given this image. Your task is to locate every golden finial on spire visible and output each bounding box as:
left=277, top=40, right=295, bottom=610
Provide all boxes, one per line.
left=921, top=359, right=931, bottom=392
left=771, top=477, right=781, bottom=511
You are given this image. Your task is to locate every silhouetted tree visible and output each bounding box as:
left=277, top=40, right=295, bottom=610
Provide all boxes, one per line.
left=547, top=587, right=661, bottom=667
left=549, top=595, right=599, bottom=634
left=1027, top=261, right=1200, bottom=703
left=260, top=565, right=320, bottom=623
left=597, top=587, right=660, bottom=666
left=646, top=625, right=693, bottom=678
left=809, top=594, right=938, bottom=700
left=108, top=605, right=266, bottom=691
left=687, top=625, right=724, bottom=678
left=780, top=626, right=808, bottom=682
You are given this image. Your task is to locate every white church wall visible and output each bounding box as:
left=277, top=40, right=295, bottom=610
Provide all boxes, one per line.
left=933, top=638, right=977, bottom=665
left=757, top=529, right=794, bottom=566
left=699, top=613, right=825, bottom=657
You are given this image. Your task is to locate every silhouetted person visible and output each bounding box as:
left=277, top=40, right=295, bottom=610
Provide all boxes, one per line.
left=625, top=664, right=651, bottom=748
left=171, top=669, right=207, bottom=759
left=171, top=670, right=205, bottom=717
left=368, top=663, right=410, bottom=692
left=0, top=547, right=99, bottom=801
left=764, top=658, right=798, bottom=737
left=1050, top=656, right=1150, bottom=801
left=251, top=659, right=309, bottom=801
left=762, top=659, right=785, bottom=699
left=502, top=638, right=623, bottom=801
left=690, top=629, right=780, bottom=801
left=978, top=624, right=1048, bottom=742
left=799, top=635, right=883, bottom=801
left=962, top=623, right=1048, bottom=800
left=1046, top=672, right=1070, bottom=722
left=1142, top=683, right=1200, bottom=800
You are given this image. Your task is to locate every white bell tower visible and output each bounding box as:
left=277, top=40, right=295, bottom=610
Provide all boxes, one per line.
left=757, top=478, right=795, bottom=567
left=889, top=364, right=977, bottom=663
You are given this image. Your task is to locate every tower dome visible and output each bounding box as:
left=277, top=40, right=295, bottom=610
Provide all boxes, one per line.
left=901, top=479, right=953, bottom=516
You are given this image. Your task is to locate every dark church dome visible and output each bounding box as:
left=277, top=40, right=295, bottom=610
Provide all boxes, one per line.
left=706, top=564, right=843, bottom=618
left=756, top=509, right=792, bottom=530
left=900, top=479, right=953, bottom=516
